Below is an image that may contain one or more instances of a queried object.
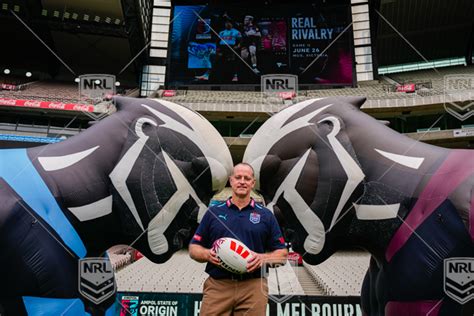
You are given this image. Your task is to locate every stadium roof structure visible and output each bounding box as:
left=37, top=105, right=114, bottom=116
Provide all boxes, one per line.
left=0, top=0, right=151, bottom=85
left=42, top=0, right=124, bottom=21
left=375, top=0, right=474, bottom=67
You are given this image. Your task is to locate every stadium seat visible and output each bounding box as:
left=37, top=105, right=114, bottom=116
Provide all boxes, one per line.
left=303, top=251, right=370, bottom=296
left=114, top=249, right=369, bottom=296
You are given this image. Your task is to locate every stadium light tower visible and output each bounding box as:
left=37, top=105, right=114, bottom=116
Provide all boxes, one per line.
left=26, top=72, right=32, bottom=77
left=3, top=69, right=10, bottom=75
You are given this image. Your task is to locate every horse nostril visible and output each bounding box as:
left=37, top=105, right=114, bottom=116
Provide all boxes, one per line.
left=191, top=157, right=208, bottom=173
left=173, top=234, right=183, bottom=249
left=189, top=207, right=200, bottom=225
left=285, top=228, right=295, bottom=240
left=283, top=228, right=301, bottom=251
left=173, top=228, right=191, bottom=249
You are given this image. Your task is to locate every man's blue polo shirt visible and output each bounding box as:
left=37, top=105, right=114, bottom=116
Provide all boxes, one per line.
left=190, top=198, right=286, bottom=279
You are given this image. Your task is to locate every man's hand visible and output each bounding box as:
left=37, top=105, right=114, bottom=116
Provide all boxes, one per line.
left=246, top=249, right=289, bottom=272
left=208, top=249, right=221, bottom=266
left=246, top=252, right=264, bottom=273
left=189, top=244, right=221, bottom=266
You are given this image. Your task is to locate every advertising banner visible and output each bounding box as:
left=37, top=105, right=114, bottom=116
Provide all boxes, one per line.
left=116, top=292, right=362, bottom=316
left=0, top=98, right=95, bottom=112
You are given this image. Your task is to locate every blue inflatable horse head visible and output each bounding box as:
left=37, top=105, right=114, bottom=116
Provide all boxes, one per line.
left=244, top=97, right=474, bottom=315
left=0, top=96, right=233, bottom=315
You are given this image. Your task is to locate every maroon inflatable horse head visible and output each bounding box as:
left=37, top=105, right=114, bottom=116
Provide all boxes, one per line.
left=244, top=96, right=474, bottom=313
left=245, top=96, right=474, bottom=258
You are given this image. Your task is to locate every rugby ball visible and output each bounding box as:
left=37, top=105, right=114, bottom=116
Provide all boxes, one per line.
left=212, top=237, right=253, bottom=274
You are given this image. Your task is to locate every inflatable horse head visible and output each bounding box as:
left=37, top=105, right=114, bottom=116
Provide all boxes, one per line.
left=243, top=97, right=474, bottom=269
left=0, top=96, right=232, bottom=313
left=8, top=97, right=233, bottom=263
left=243, top=97, right=367, bottom=264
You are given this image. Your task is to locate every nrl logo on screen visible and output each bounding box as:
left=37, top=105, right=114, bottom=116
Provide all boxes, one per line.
left=444, top=258, right=474, bottom=304
left=78, top=74, right=116, bottom=121
left=261, top=74, right=298, bottom=111
left=78, top=258, right=116, bottom=305
left=79, top=74, right=116, bottom=100
left=261, top=74, right=298, bottom=95
left=443, top=74, right=474, bottom=121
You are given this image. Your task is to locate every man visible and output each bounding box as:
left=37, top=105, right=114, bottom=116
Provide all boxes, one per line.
left=195, top=20, right=240, bottom=82
left=189, top=163, right=288, bottom=315
left=218, top=20, right=241, bottom=82
left=240, top=16, right=261, bottom=74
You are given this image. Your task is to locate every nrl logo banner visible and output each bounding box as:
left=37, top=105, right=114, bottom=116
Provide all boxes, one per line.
left=78, top=74, right=116, bottom=121
left=444, top=258, right=474, bottom=304
left=79, top=257, right=116, bottom=305
left=443, top=74, right=474, bottom=121
left=260, top=74, right=298, bottom=113
left=79, top=74, right=116, bottom=101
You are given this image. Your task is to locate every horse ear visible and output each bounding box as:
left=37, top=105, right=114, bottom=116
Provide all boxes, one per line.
left=113, top=96, right=135, bottom=111
left=340, top=96, right=366, bottom=109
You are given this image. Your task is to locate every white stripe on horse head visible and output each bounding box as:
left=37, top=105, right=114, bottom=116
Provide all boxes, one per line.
left=243, top=99, right=331, bottom=189
left=38, top=146, right=99, bottom=171
left=142, top=100, right=232, bottom=191
left=353, top=203, right=399, bottom=220
left=374, top=148, right=424, bottom=170
left=317, top=116, right=365, bottom=231
left=266, top=149, right=326, bottom=255
left=109, top=117, right=157, bottom=231
left=147, top=150, right=207, bottom=255
left=68, top=195, right=113, bottom=221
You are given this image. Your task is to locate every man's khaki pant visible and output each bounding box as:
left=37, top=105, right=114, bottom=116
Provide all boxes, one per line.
left=200, top=277, right=268, bottom=316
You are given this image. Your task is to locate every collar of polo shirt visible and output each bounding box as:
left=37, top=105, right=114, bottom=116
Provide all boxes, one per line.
left=226, top=197, right=256, bottom=210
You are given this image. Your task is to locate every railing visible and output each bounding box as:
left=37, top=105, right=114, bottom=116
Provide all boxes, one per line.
left=0, top=122, right=81, bottom=137
left=0, top=92, right=82, bottom=104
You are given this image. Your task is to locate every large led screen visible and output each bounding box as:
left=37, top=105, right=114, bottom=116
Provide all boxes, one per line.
left=167, top=4, right=353, bottom=86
